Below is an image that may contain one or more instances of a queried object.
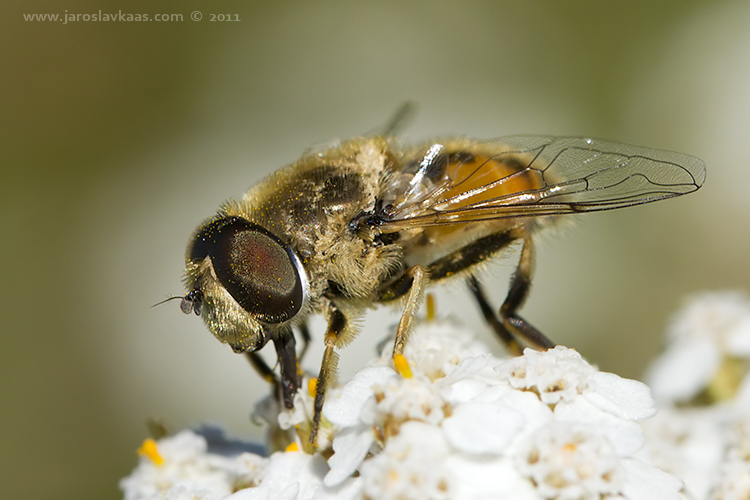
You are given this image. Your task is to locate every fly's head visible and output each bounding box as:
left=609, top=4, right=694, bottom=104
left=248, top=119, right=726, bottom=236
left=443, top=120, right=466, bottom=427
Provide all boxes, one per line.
left=182, top=215, right=309, bottom=353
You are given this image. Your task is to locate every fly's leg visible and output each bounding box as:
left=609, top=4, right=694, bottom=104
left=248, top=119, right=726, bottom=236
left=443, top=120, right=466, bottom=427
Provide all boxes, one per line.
left=272, top=328, right=299, bottom=409
left=495, top=235, right=555, bottom=350
left=429, top=229, right=555, bottom=351
left=245, top=343, right=294, bottom=410
left=298, top=321, right=312, bottom=364
left=378, top=265, right=428, bottom=357
left=246, top=324, right=308, bottom=409
left=386, top=229, right=555, bottom=353
left=393, top=266, right=427, bottom=356
left=310, top=303, right=347, bottom=448
left=380, top=231, right=518, bottom=352
left=468, top=276, right=523, bottom=356
left=245, top=350, right=280, bottom=392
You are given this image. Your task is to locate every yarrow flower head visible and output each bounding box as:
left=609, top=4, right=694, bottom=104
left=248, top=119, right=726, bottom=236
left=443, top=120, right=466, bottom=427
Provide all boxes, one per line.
left=123, top=317, right=681, bottom=500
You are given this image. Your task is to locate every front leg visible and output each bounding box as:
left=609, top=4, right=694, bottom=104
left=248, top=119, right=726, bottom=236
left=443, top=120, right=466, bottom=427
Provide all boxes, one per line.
left=246, top=323, right=308, bottom=410
left=272, top=327, right=298, bottom=409
left=310, top=302, right=348, bottom=448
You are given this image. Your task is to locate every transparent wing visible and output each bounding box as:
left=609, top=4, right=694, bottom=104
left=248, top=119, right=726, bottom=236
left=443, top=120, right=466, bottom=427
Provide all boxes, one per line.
left=377, top=135, right=705, bottom=232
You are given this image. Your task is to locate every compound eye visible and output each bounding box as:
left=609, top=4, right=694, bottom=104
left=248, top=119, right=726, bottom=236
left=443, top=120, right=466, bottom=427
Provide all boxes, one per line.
left=190, top=217, right=307, bottom=324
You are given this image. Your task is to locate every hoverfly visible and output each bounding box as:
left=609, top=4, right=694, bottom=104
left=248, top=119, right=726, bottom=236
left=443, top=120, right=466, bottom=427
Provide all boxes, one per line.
left=179, top=134, right=705, bottom=447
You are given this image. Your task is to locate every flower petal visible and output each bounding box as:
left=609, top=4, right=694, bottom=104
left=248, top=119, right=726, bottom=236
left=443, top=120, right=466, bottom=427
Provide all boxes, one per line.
left=583, top=371, right=656, bottom=420
left=324, top=366, right=397, bottom=427
left=324, top=426, right=375, bottom=487
left=620, top=458, right=683, bottom=500
left=554, top=398, right=645, bottom=456
left=442, top=401, right=525, bottom=454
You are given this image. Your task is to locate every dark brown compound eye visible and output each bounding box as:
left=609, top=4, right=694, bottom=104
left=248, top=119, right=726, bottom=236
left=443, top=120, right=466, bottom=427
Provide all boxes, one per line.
left=189, top=217, right=308, bottom=324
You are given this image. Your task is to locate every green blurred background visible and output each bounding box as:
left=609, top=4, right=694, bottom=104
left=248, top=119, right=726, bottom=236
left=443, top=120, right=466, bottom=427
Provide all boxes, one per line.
left=2, top=0, right=749, bottom=498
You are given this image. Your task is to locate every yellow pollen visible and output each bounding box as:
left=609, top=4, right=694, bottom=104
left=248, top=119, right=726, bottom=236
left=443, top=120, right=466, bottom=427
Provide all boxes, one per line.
left=393, top=354, right=413, bottom=378
left=137, top=438, right=164, bottom=466
left=285, top=442, right=299, bottom=452
left=426, top=294, right=436, bottom=321
left=562, top=443, right=577, bottom=454
left=308, top=377, right=318, bottom=397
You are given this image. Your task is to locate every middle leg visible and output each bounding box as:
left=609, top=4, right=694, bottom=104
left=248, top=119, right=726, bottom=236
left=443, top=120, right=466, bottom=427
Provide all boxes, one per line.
left=378, top=265, right=428, bottom=357
left=383, top=229, right=556, bottom=353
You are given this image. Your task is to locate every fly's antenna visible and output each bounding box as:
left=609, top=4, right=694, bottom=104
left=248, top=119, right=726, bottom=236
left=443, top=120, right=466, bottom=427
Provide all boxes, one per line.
left=151, top=296, right=183, bottom=308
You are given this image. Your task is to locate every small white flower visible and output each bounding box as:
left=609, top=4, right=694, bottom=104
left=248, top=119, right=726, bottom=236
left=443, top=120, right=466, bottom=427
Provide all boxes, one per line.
left=711, top=459, right=750, bottom=500
left=436, top=353, right=500, bottom=405
left=646, top=291, right=750, bottom=403
left=496, top=345, right=656, bottom=425
left=515, top=422, right=681, bottom=500
left=646, top=335, right=720, bottom=403
left=324, top=368, right=450, bottom=487
left=325, top=366, right=398, bottom=428
left=393, top=320, right=491, bottom=381
left=323, top=366, right=397, bottom=487
left=368, top=374, right=449, bottom=429
left=277, top=389, right=312, bottom=431
left=359, top=421, right=453, bottom=500
left=120, top=431, right=262, bottom=500
left=496, top=346, right=597, bottom=405
left=515, top=421, right=623, bottom=499
left=669, top=292, right=750, bottom=352
left=637, top=407, right=724, bottom=500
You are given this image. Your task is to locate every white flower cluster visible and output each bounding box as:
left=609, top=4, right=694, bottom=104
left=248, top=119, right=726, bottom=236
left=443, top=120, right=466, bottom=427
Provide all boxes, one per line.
left=638, top=291, right=750, bottom=500
left=120, top=430, right=268, bottom=500
left=320, top=325, right=677, bottom=500
left=122, top=316, right=683, bottom=500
